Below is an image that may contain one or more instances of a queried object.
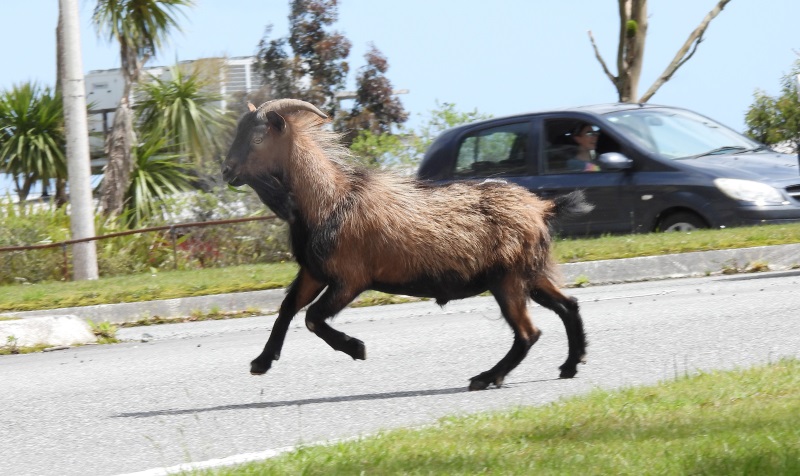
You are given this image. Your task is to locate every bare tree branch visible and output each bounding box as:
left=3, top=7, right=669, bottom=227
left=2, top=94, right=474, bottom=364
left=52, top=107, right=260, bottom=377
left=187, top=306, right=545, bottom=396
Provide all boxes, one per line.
left=588, top=30, right=618, bottom=87
left=639, top=0, right=731, bottom=102
left=673, top=32, right=704, bottom=72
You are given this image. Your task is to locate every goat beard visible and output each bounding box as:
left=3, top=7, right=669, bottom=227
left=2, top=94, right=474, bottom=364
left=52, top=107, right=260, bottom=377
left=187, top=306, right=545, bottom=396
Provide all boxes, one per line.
left=251, top=173, right=296, bottom=223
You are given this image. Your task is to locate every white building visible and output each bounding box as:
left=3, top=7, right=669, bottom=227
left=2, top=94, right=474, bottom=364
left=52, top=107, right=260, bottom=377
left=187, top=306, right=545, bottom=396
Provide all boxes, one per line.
left=85, top=56, right=266, bottom=160
left=1, top=56, right=266, bottom=200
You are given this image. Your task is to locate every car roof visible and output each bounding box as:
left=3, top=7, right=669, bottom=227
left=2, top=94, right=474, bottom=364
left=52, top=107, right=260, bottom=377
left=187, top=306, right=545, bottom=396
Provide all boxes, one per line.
left=444, top=102, right=678, bottom=132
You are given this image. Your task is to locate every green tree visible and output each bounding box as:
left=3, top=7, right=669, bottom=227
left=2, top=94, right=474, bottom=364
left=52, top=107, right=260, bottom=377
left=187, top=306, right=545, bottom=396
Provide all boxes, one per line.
left=92, top=0, right=193, bottom=216
left=349, top=130, right=408, bottom=168
left=124, top=135, right=193, bottom=226
left=414, top=101, right=492, bottom=150
left=342, top=44, right=408, bottom=139
left=745, top=60, right=800, bottom=158
left=0, top=82, right=67, bottom=203
left=350, top=101, right=490, bottom=169
left=255, top=0, right=351, bottom=112
left=135, top=62, right=234, bottom=164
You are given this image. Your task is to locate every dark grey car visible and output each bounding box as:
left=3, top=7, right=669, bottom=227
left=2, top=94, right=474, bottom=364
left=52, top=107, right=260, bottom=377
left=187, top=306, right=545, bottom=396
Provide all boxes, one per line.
left=417, top=103, right=800, bottom=235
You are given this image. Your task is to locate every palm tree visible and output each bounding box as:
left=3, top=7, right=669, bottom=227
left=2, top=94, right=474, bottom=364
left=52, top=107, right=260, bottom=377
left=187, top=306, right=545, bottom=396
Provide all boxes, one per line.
left=124, top=135, right=193, bottom=226
left=135, top=62, right=234, bottom=162
left=92, top=0, right=193, bottom=216
left=0, top=82, right=67, bottom=203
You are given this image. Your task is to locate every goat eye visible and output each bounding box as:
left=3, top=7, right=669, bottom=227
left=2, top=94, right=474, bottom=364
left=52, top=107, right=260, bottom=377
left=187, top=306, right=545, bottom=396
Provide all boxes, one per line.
left=253, top=135, right=263, bottom=144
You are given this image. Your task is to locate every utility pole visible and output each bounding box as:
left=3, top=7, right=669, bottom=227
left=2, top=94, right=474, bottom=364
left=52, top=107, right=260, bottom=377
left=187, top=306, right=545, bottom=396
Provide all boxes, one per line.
left=59, top=0, right=99, bottom=280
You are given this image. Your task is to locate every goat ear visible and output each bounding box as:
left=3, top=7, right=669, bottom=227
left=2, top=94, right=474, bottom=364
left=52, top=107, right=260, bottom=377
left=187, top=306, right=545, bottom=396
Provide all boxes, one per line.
left=247, top=102, right=257, bottom=112
left=265, top=111, right=286, bottom=133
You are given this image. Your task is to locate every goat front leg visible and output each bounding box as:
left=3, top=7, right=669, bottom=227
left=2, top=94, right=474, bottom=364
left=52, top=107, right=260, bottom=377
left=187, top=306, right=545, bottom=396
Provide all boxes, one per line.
left=304, top=284, right=366, bottom=360
left=251, top=269, right=325, bottom=375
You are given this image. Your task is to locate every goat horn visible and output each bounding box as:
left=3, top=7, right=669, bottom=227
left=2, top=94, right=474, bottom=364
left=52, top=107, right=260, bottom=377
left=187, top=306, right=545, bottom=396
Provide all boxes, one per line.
left=256, top=99, right=328, bottom=119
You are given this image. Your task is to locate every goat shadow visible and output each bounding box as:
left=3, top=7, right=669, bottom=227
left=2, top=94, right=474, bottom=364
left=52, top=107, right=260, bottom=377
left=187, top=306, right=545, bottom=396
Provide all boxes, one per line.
left=113, top=378, right=561, bottom=419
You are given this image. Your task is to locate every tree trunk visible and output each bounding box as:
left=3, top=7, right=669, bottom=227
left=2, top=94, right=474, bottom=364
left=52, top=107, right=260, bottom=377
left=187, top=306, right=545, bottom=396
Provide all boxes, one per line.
left=612, top=0, right=648, bottom=102
left=58, top=0, right=99, bottom=280
left=54, top=10, right=68, bottom=209
left=15, top=175, right=34, bottom=203
left=55, top=177, right=68, bottom=207
left=99, top=95, right=135, bottom=216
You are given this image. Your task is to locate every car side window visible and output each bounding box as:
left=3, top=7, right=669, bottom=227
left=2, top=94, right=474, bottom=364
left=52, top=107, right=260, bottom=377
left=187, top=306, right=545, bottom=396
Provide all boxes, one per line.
left=542, top=118, right=622, bottom=174
left=454, top=122, right=529, bottom=178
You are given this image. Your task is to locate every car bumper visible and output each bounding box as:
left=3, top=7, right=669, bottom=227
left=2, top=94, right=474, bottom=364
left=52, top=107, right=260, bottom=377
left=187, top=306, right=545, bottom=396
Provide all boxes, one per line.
left=715, top=205, right=800, bottom=228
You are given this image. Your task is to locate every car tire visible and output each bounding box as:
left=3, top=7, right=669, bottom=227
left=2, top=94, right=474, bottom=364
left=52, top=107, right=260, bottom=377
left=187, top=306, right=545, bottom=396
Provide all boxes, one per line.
left=657, top=211, right=707, bottom=232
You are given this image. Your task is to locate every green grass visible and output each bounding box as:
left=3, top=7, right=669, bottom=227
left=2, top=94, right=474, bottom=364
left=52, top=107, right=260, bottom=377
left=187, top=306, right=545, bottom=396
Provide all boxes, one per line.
left=1, top=223, right=799, bottom=313
left=0, top=263, right=298, bottom=312
left=0, top=344, right=52, bottom=355
left=198, top=359, right=800, bottom=475
left=553, top=222, right=800, bottom=263
left=120, top=308, right=269, bottom=328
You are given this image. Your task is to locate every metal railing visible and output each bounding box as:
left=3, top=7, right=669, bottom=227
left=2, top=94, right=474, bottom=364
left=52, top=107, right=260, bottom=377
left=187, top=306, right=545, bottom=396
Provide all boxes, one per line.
left=0, top=214, right=278, bottom=281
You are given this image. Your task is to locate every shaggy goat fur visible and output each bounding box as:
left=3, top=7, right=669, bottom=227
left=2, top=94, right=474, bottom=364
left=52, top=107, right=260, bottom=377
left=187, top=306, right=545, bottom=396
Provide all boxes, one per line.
left=222, top=101, right=591, bottom=390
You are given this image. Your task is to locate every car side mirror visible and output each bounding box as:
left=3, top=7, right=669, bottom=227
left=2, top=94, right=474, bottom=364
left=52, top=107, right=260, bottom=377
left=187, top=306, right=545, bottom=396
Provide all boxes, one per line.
left=597, top=152, right=633, bottom=171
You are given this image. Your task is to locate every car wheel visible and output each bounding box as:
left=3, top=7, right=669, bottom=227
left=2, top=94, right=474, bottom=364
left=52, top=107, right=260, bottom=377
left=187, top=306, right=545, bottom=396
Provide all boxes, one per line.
left=657, top=212, right=707, bottom=232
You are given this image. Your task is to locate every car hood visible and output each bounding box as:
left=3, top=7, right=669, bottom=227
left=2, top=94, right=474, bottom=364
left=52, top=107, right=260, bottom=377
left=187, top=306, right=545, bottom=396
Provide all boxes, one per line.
left=686, top=152, right=800, bottom=183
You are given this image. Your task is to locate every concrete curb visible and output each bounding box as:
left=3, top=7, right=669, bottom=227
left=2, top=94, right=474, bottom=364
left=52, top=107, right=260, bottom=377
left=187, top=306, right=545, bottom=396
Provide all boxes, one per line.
left=0, top=315, right=97, bottom=348
left=1, top=288, right=287, bottom=325
left=2, top=243, right=798, bottom=348
left=560, top=242, right=800, bottom=285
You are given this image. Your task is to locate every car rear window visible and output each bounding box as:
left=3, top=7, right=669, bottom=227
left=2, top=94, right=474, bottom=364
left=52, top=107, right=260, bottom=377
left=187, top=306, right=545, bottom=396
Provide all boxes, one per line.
left=454, top=122, right=530, bottom=177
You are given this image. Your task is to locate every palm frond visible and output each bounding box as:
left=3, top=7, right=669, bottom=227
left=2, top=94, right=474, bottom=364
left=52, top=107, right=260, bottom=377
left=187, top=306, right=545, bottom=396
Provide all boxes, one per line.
left=92, top=0, right=194, bottom=58
left=135, top=63, right=234, bottom=160
left=0, top=82, right=66, bottom=197
left=121, top=134, right=193, bottom=226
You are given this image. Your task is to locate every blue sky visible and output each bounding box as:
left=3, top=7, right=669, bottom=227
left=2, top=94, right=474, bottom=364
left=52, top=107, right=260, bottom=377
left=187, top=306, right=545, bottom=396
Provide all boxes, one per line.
left=1, top=0, right=799, bottom=135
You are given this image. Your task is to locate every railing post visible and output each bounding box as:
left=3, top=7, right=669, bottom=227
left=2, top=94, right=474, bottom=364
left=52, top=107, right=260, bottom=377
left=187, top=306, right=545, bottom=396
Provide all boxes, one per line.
left=61, top=243, right=69, bottom=281
left=169, top=225, right=178, bottom=270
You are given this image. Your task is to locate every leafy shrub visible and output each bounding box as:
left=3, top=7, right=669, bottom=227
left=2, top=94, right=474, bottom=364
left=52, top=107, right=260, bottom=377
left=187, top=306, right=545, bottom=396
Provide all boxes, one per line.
left=0, top=186, right=291, bottom=284
left=0, top=201, right=71, bottom=283
left=162, top=188, right=291, bottom=268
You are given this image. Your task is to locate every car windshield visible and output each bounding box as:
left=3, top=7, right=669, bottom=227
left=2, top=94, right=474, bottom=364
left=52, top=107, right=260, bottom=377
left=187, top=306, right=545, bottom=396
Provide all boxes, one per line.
left=604, top=107, right=761, bottom=160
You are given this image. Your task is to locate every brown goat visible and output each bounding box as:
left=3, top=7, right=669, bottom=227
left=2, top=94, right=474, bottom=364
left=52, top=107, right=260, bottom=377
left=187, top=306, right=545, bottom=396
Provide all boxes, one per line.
left=222, top=99, right=592, bottom=390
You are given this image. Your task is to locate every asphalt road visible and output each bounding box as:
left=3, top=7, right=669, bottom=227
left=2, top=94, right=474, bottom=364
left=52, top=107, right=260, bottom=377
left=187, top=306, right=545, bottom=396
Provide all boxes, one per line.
left=2, top=271, right=799, bottom=476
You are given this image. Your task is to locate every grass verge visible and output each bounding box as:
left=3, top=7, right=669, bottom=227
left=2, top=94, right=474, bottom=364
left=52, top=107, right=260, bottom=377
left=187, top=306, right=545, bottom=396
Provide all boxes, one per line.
left=1, top=223, right=799, bottom=313
left=0, top=263, right=298, bottom=313
left=198, top=359, right=800, bottom=475
left=0, top=338, right=50, bottom=355
left=554, top=222, right=800, bottom=263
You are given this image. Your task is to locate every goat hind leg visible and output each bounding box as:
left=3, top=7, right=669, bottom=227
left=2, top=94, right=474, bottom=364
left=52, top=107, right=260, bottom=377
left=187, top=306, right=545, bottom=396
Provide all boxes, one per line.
left=470, top=282, right=539, bottom=391
left=304, top=285, right=366, bottom=360
left=530, top=276, right=587, bottom=378
left=251, top=269, right=325, bottom=375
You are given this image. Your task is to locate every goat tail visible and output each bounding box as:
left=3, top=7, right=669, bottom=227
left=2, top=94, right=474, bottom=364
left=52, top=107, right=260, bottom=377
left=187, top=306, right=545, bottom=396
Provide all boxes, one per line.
left=549, top=190, right=594, bottom=222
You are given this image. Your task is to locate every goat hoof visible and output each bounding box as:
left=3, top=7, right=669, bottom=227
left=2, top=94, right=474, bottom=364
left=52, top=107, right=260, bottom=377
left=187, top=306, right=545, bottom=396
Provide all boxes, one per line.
left=559, top=364, right=578, bottom=379
left=349, top=338, right=366, bottom=360
left=468, top=377, right=490, bottom=391
left=469, top=371, right=498, bottom=391
left=250, top=359, right=271, bottom=375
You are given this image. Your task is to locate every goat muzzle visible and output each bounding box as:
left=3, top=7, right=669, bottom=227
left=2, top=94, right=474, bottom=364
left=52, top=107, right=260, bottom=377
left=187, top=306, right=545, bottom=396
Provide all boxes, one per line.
left=222, top=164, right=244, bottom=187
